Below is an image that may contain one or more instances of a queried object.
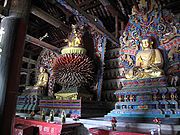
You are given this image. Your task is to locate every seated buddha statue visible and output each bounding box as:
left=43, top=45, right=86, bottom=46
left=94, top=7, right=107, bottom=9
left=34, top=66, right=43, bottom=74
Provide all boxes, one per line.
left=125, top=37, right=164, bottom=80
left=33, top=67, right=49, bottom=89
left=61, top=24, right=86, bottom=55
left=25, top=66, right=48, bottom=90
left=65, top=24, right=82, bottom=47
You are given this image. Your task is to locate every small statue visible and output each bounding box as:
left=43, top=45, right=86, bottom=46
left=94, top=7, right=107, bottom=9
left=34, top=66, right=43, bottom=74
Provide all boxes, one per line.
left=49, top=110, right=54, bottom=122
left=153, top=118, right=161, bottom=135
left=125, top=37, right=164, bottom=79
left=122, top=32, right=128, bottom=46
left=125, top=54, right=134, bottom=66
left=171, top=75, right=179, bottom=86
left=33, top=67, right=49, bottom=89
left=29, top=111, right=35, bottom=119
left=111, top=117, right=117, bottom=131
left=129, top=95, right=135, bottom=102
left=168, top=45, right=179, bottom=61
left=61, top=110, right=66, bottom=123
left=41, top=110, right=46, bottom=121
left=131, top=5, right=138, bottom=16
left=118, top=96, right=122, bottom=102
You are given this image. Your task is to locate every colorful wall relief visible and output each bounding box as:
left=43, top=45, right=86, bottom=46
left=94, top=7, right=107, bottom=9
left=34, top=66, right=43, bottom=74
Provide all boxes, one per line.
left=105, top=0, right=180, bottom=123
left=119, top=0, right=179, bottom=76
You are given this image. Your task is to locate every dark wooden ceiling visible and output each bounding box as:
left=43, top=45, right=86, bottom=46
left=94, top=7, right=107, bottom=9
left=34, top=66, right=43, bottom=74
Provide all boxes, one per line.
left=1, top=0, right=180, bottom=59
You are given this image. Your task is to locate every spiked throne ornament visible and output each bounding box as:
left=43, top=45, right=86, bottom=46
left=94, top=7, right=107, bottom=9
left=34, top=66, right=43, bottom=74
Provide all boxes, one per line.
left=53, top=25, right=94, bottom=99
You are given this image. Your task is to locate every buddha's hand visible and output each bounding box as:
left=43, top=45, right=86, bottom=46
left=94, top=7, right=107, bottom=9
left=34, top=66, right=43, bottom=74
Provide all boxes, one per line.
left=149, top=64, right=160, bottom=70
left=134, top=66, right=144, bottom=72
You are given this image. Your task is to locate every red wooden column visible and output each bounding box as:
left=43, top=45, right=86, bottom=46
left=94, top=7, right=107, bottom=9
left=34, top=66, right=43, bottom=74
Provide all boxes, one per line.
left=0, top=0, right=31, bottom=134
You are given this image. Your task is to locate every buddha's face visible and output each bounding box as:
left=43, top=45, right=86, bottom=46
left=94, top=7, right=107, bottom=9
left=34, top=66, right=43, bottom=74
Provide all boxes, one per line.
left=39, top=67, right=44, bottom=73
left=142, top=39, right=150, bottom=48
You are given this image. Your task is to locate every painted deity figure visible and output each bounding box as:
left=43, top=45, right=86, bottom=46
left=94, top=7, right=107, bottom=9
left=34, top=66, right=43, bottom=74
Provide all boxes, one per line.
left=168, top=45, right=179, bottom=61
left=33, top=67, right=49, bottom=89
left=125, top=38, right=164, bottom=79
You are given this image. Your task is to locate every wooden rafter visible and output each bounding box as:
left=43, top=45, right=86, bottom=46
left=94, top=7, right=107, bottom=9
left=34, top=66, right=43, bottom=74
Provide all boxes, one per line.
left=164, top=0, right=180, bottom=8
left=81, top=1, right=101, bottom=11
left=22, top=57, right=37, bottom=64
left=47, top=0, right=73, bottom=16
left=31, top=6, right=71, bottom=33
left=60, top=0, right=119, bottom=45
left=99, top=0, right=125, bottom=20
left=78, top=0, right=96, bottom=7
left=25, top=34, right=60, bottom=53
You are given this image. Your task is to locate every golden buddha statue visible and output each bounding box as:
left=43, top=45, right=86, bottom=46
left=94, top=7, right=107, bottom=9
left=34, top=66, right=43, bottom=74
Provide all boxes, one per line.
left=33, top=67, right=49, bottom=89
left=61, top=24, right=86, bottom=55
left=125, top=38, right=164, bottom=80
left=65, top=24, right=81, bottom=47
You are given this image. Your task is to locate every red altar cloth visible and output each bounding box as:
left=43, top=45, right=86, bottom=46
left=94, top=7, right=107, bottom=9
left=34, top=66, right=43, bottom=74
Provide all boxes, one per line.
left=89, top=128, right=150, bottom=135
left=14, top=118, right=62, bottom=135
left=14, top=117, right=81, bottom=135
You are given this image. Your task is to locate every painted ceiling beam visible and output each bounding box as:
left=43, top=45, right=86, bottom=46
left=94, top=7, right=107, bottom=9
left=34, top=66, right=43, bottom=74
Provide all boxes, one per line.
left=0, top=5, right=62, bottom=52
left=78, top=0, right=95, bottom=7
left=31, top=6, right=71, bottom=33
left=47, top=0, right=72, bottom=16
left=22, top=57, right=37, bottom=64
left=99, top=0, right=125, bottom=20
left=25, top=34, right=60, bottom=53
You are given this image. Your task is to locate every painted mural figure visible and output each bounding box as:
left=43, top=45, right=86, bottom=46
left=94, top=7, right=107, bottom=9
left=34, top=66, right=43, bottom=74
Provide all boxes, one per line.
left=125, top=37, right=164, bottom=79
left=168, top=45, right=179, bottom=61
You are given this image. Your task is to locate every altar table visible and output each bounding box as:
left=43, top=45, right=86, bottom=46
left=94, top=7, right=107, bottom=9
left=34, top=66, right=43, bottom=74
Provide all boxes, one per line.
left=89, top=127, right=150, bottom=135
left=14, top=117, right=81, bottom=135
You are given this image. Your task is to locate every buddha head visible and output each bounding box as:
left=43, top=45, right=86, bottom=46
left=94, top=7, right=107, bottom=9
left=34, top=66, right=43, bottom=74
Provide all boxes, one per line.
left=72, top=24, right=78, bottom=33
left=141, top=37, right=153, bottom=50
left=39, top=66, right=45, bottom=73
